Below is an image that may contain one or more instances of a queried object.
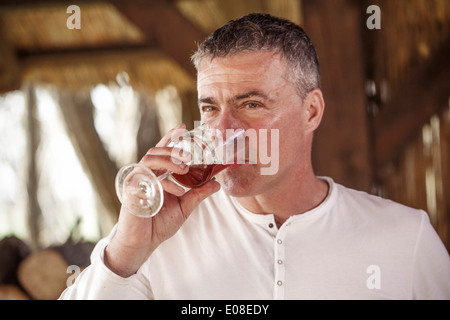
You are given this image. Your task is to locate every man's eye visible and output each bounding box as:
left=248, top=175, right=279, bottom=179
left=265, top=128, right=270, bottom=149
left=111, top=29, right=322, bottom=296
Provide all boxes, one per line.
left=201, top=106, right=217, bottom=112
left=245, top=102, right=260, bottom=109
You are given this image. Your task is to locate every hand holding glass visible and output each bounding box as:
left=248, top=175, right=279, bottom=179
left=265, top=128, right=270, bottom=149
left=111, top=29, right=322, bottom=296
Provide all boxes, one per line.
left=115, top=124, right=246, bottom=218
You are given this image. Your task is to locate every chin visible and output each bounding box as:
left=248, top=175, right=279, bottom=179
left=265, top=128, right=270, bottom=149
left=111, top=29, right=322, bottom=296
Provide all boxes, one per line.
left=216, top=168, right=263, bottom=197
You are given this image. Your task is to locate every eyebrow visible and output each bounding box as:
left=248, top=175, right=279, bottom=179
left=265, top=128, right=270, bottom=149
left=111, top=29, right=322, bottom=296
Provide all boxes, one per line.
left=233, top=90, right=269, bottom=102
left=198, top=96, right=217, bottom=106
left=198, top=90, right=271, bottom=107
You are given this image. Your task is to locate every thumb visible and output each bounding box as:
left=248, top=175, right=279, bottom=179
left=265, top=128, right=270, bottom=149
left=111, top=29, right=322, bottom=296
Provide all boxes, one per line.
left=179, top=180, right=221, bottom=217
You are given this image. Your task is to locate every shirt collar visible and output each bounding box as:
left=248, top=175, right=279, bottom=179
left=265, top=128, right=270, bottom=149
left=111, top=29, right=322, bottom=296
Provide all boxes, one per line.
left=228, top=176, right=336, bottom=225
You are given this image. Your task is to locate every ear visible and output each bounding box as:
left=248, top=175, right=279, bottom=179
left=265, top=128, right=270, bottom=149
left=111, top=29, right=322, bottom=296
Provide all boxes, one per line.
left=304, top=88, right=325, bottom=133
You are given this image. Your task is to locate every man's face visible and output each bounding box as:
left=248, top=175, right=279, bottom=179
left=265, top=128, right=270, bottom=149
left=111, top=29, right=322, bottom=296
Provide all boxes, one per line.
left=197, top=51, right=313, bottom=197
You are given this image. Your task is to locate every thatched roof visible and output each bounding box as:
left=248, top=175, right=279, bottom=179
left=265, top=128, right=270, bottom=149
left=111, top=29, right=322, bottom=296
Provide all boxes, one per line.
left=0, top=0, right=302, bottom=94
left=1, top=0, right=448, bottom=95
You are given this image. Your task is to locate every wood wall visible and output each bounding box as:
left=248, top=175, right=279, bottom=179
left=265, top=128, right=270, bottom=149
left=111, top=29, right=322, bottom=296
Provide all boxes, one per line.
left=378, top=107, right=450, bottom=251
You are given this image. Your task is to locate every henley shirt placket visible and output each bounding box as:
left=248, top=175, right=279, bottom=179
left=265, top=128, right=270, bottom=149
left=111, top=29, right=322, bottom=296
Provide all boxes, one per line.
left=273, top=219, right=292, bottom=300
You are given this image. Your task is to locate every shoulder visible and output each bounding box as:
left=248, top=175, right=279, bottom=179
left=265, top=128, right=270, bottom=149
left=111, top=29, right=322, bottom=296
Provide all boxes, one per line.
left=326, top=179, right=450, bottom=299
left=323, top=178, right=431, bottom=249
left=332, top=179, right=425, bottom=225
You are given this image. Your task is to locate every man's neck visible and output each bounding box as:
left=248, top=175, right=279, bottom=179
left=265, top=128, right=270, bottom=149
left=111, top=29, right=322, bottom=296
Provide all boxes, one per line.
left=235, top=170, right=329, bottom=228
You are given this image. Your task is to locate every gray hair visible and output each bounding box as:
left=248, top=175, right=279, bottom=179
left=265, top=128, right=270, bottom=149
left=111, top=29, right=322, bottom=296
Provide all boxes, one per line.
left=191, top=13, right=320, bottom=99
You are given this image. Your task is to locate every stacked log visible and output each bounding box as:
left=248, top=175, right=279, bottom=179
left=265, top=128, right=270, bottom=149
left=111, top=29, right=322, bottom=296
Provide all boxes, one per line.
left=0, top=236, right=94, bottom=300
left=17, top=249, right=69, bottom=300
left=0, top=236, right=30, bottom=299
left=0, top=284, right=29, bottom=300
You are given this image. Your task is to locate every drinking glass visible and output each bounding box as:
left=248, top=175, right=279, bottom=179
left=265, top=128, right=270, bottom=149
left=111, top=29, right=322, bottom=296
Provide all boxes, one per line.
left=115, top=124, right=246, bottom=218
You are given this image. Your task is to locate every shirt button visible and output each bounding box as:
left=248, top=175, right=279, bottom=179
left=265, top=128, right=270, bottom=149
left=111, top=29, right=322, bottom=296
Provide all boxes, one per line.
left=277, top=281, right=283, bottom=286
left=277, top=239, right=282, bottom=244
left=268, top=223, right=274, bottom=228
left=277, top=259, right=283, bottom=264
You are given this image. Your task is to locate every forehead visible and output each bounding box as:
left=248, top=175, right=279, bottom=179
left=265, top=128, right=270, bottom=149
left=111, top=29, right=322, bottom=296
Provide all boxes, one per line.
left=196, top=51, right=289, bottom=93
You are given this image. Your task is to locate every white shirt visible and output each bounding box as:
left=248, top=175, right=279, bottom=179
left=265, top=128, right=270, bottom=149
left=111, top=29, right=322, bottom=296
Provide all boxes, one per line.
left=60, top=177, right=450, bottom=300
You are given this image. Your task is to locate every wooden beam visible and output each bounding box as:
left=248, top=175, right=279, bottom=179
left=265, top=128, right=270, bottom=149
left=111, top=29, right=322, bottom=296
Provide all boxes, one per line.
left=18, top=45, right=166, bottom=90
left=303, top=0, right=371, bottom=191
left=111, top=0, right=207, bottom=78
left=18, top=44, right=160, bottom=67
left=372, top=37, right=450, bottom=169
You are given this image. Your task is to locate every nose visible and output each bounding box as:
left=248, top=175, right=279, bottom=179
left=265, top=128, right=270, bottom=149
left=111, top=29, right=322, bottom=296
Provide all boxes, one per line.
left=202, top=112, right=246, bottom=164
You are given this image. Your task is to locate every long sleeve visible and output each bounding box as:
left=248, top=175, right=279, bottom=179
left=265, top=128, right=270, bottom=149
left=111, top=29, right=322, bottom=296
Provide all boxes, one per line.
left=59, top=227, right=153, bottom=300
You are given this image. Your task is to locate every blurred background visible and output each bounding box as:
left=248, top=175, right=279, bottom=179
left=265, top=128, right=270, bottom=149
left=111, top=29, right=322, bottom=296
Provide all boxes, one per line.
left=0, top=0, right=449, bottom=299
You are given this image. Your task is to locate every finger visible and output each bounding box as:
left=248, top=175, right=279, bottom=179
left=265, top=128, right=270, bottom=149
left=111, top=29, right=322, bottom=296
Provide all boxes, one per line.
left=155, top=123, right=187, bottom=147
left=160, top=179, right=186, bottom=197
left=179, top=180, right=221, bottom=218
left=139, top=154, right=189, bottom=175
left=145, top=146, right=192, bottom=164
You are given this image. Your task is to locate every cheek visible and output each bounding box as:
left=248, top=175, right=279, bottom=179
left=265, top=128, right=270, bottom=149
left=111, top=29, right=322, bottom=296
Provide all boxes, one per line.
left=277, top=112, right=310, bottom=159
left=244, top=112, right=301, bottom=160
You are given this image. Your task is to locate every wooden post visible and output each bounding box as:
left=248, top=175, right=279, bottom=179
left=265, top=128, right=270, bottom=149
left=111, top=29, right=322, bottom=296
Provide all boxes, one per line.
left=0, top=33, right=21, bottom=94
left=136, top=92, right=161, bottom=160
left=57, top=90, right=121, bottom=223
left=303, top=0, right=371, bottom=191
left=372, top=39, right=450, bottom=170
left=25, top=84, right=42, bottom=249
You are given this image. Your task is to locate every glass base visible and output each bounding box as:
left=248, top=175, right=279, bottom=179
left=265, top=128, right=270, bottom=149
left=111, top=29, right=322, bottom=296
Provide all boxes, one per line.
left=115, top=163, right=164, bottom=218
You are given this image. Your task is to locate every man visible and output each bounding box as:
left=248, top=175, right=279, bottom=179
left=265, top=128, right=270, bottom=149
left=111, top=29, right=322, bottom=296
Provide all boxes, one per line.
left=60, top=13, right=450, bottom=299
